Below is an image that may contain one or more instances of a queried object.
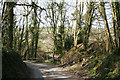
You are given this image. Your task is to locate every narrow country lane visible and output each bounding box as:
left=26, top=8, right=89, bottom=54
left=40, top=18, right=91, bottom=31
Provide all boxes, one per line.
left=25, top=61, right=80, bottom=80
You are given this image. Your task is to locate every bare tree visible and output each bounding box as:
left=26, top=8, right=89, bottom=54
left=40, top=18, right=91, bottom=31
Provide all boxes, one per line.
left=99, top=2, right=113, bottom=53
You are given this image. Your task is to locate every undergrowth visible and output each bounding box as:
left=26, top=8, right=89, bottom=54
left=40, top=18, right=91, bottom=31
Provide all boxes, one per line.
left=62, top=42, right=120, bottom=80
left=87, top=53, right=120, bottom=80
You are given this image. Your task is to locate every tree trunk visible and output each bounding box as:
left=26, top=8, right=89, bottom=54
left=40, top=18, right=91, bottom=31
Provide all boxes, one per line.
left=24, top=7, right=29, bottom=59
left=114, top=2, right=120, bottom=50
left=111, top=2, right=117, bottom=48
left=83, top=2, right=94, bottom=49
left=100, top=2, right=113, bottom=53
left=18, top=24, right=24, bottom=55
left=74, top=0, right=78, bottom=48
left=33, top=3, right=38, bottom=59
left=4, top=2, right=14, bottom=48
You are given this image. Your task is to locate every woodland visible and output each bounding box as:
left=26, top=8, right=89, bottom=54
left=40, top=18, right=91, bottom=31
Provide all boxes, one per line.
left=0, top=0, right=120, bottom=80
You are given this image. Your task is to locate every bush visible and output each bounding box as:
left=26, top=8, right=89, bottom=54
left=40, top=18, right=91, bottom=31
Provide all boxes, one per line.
left=65, top=35, right=74, bottom=51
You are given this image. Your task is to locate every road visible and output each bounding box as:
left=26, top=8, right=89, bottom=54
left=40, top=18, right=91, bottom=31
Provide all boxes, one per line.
left=25, top=61, right=79, bottom=80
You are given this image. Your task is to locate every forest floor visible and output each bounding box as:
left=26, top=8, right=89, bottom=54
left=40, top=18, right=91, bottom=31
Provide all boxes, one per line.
left=25, top=61, right=87, bottom=80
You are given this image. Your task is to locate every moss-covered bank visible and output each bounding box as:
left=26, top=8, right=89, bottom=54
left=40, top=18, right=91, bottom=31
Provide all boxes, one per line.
left=2, top=47, right=28, bottom=79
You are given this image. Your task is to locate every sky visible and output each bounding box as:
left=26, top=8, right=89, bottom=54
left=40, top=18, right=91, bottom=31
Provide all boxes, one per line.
left=0, top=0, right=117, bottom=29
left=13, top=0, right=87, bottom=28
